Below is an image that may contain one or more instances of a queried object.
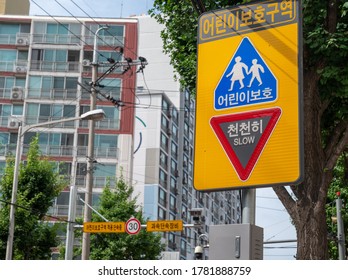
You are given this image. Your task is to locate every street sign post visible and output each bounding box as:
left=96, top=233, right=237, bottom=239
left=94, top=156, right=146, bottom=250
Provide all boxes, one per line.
left=83, top=222, right=125, bottom=233
left=125, top=218, right=141, bottom=235
left=146, top=220, right=183, bottom=232
left=194, top=0, right=303, bottom=191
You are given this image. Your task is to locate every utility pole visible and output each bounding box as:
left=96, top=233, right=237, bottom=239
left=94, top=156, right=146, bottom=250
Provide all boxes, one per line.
left=336, top=192, right=346, bottom=260
left=80, top=26, right=148, bottom=260
left=81, top=26, right=108, bottom=260
left=65, top=185, right=77, bottom=260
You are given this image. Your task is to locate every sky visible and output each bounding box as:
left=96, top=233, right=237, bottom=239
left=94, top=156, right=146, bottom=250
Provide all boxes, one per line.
left=29, top=0, right=155, bottom=18
left=28, top=0, right=297, bottom=261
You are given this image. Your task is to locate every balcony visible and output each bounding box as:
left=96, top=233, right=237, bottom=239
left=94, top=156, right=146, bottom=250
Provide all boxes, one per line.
left=48, top=204, right=84, bottom=217
left=27, top=88, right=80, bottom=100
left=77, top=146, right=119, bottom=159
left=80, top=118, right=120, bottom=130
left=0, top=60, right=28, bottom=73
left=25, top=116, right=77, bottom=128
left=32, top=33, right=82, bottom=45
left=75, top=175, right=116, bottom=189
left=0, top=144, right=74, bottom=157
left=84, top=35, right=124, bottom=47
left=30, top=60, right=80, bottom=72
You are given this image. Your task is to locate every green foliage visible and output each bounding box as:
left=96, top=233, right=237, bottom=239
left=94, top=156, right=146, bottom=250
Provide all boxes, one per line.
left=326, top=152, right=348, bottom=259
left=0, top=136, right=66, bottom=259
left=89, top=176, right=164, bottom=260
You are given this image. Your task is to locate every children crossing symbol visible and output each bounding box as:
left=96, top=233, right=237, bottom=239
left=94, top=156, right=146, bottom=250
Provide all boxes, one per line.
left=215, top=37, right=277, bottom=110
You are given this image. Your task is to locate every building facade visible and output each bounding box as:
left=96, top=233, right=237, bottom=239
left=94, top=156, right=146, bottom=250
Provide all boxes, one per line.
left=0, top=14, right=139, bottom=219
left=134, top=16, right=242, bottom=260
left=0, top=0, right=29, bottom=16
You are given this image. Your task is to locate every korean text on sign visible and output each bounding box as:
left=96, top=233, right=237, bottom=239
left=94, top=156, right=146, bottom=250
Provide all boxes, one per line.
left=199, top=0, right=296, bottom=42
left=216, top=87, right=275, bottom=109
left=227, top=119, right=264, bottom=138
left=83, top=222, right=125, bottom=233
left=147, top=220, right=183, bottom=232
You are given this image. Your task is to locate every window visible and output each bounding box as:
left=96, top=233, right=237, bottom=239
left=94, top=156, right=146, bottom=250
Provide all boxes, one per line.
left=159, top=169, right=167, bottom=188
left=0, top=104, right=23, bottom=117
left=172, top=108, right=179, bottom=125
left=160, top=133, right=168, bottom=152
left=81, top=78, right=121, bottom=100
left=26, top=103, right=75, bottom=123
left=97, top=105, right=120, bottom=129
left=158, top=207, right=166, bottom=220
left=85, top=24, right=124, bottom=47
left=170, top=177, right=177, bottom=193
left=171, top=142, right=178, bottom=159
left=158, top=188, right=167, bottom=206
left=51, top=161, right=72, bottom=176
left=170, top=195, right=176, bottom=211
left=161, top=114, right=169, bottom=130
left=0, top=50, right=17, bottom=71
left=170, top=159, right=177, bottom=174
left=159, top=151, right=168, bottom=169
left=171, top=124, right=178, bottom=141
left=28, top=75, right=78, bottom=99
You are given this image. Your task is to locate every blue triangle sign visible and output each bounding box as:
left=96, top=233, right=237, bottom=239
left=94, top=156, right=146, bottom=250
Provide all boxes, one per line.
left=215, top=37, right=277, bottom=110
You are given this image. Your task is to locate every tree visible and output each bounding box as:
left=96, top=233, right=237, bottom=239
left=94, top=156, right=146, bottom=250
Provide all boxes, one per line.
left=88, top=176, right=164, bottom=260
left=326, top=151, right=348, bottom=259
left=0, top=136, right=66, bottom=259
left=150, top=0, right=348, bottom=259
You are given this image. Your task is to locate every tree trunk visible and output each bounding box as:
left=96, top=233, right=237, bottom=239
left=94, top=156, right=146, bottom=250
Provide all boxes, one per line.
left=295, top=200, right=328, bottom=259
left=274, top=66, right=330, bottom=259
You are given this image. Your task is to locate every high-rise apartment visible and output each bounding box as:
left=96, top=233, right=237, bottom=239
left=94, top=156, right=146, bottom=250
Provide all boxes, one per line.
left=0, top=14, right=139, bottom=219
left=134, top=16, right=242, bottom=260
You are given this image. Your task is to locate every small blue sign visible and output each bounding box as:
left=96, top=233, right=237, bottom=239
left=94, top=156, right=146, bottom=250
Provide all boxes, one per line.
left=214, top=37, right=277, bottom=110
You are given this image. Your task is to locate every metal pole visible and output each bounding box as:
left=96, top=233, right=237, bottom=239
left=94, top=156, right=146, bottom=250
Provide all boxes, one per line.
left=242, top=188, right=256, bottom=224
left=5, top=125, right=23, bottom=260
left=336, top=195, right=346, bottom=260
left=81, top=26, right=108, bottom=260
left=65, top=185, right=77, bottom=260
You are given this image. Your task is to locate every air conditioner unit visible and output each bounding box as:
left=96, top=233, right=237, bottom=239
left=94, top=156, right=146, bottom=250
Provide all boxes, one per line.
left=8, top=116, right=22, bottom=129
left=16, top=36, right=29, bottom=46
left=82, top=59, right=91, bottom=66
left=11, top=87, right=23, bottom=100
left=15, top=66, right=27, bottom=73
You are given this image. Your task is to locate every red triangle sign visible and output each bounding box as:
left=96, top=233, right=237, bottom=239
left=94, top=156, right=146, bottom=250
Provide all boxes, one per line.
left=210, top=107, right=282, bottom=181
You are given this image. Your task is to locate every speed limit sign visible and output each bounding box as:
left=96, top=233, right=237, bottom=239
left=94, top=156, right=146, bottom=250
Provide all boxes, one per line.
left=125, top=218, right=141, bottom=235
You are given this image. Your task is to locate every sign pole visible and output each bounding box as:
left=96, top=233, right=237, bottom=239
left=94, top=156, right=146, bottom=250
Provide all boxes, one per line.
left=241, top=189, right=256, bottom=224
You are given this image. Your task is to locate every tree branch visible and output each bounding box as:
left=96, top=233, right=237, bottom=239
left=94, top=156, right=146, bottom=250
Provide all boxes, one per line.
left=326, top=0, right=338, bottom=33
left=324, top=120, right=348, bottom=170
left=272, top=186, right=297, bottom=220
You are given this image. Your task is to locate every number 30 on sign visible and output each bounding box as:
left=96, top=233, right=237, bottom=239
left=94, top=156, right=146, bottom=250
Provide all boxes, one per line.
left=125, top=218, right=141, bottom=235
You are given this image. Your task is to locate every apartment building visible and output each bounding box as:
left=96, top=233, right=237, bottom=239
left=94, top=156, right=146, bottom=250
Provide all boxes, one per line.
left=134, top=16, right=242, bottom=260
left=0, top=14, right=139, bottom=217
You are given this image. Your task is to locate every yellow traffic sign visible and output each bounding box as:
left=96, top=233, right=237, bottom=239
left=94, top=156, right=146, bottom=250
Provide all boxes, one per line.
left=146, top=220, right=183, bottom=232
left=194, top=0, right=303, bottom=191
left=83, top=222, right=125, bottom=233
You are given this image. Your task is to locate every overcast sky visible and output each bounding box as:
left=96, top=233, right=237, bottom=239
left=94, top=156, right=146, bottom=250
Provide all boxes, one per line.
left=29, top=0, right=297, bottom=261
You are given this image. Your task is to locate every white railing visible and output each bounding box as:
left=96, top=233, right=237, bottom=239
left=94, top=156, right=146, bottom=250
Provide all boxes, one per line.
left=75, top=176, right=116, bottom=189
left=30, top=61, right=80, bottom=72
left=80, top=118, right=120, bottom=130
left=27, top=88, right=80, bottom=100
left=77, top=146, right=118, bottom=159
